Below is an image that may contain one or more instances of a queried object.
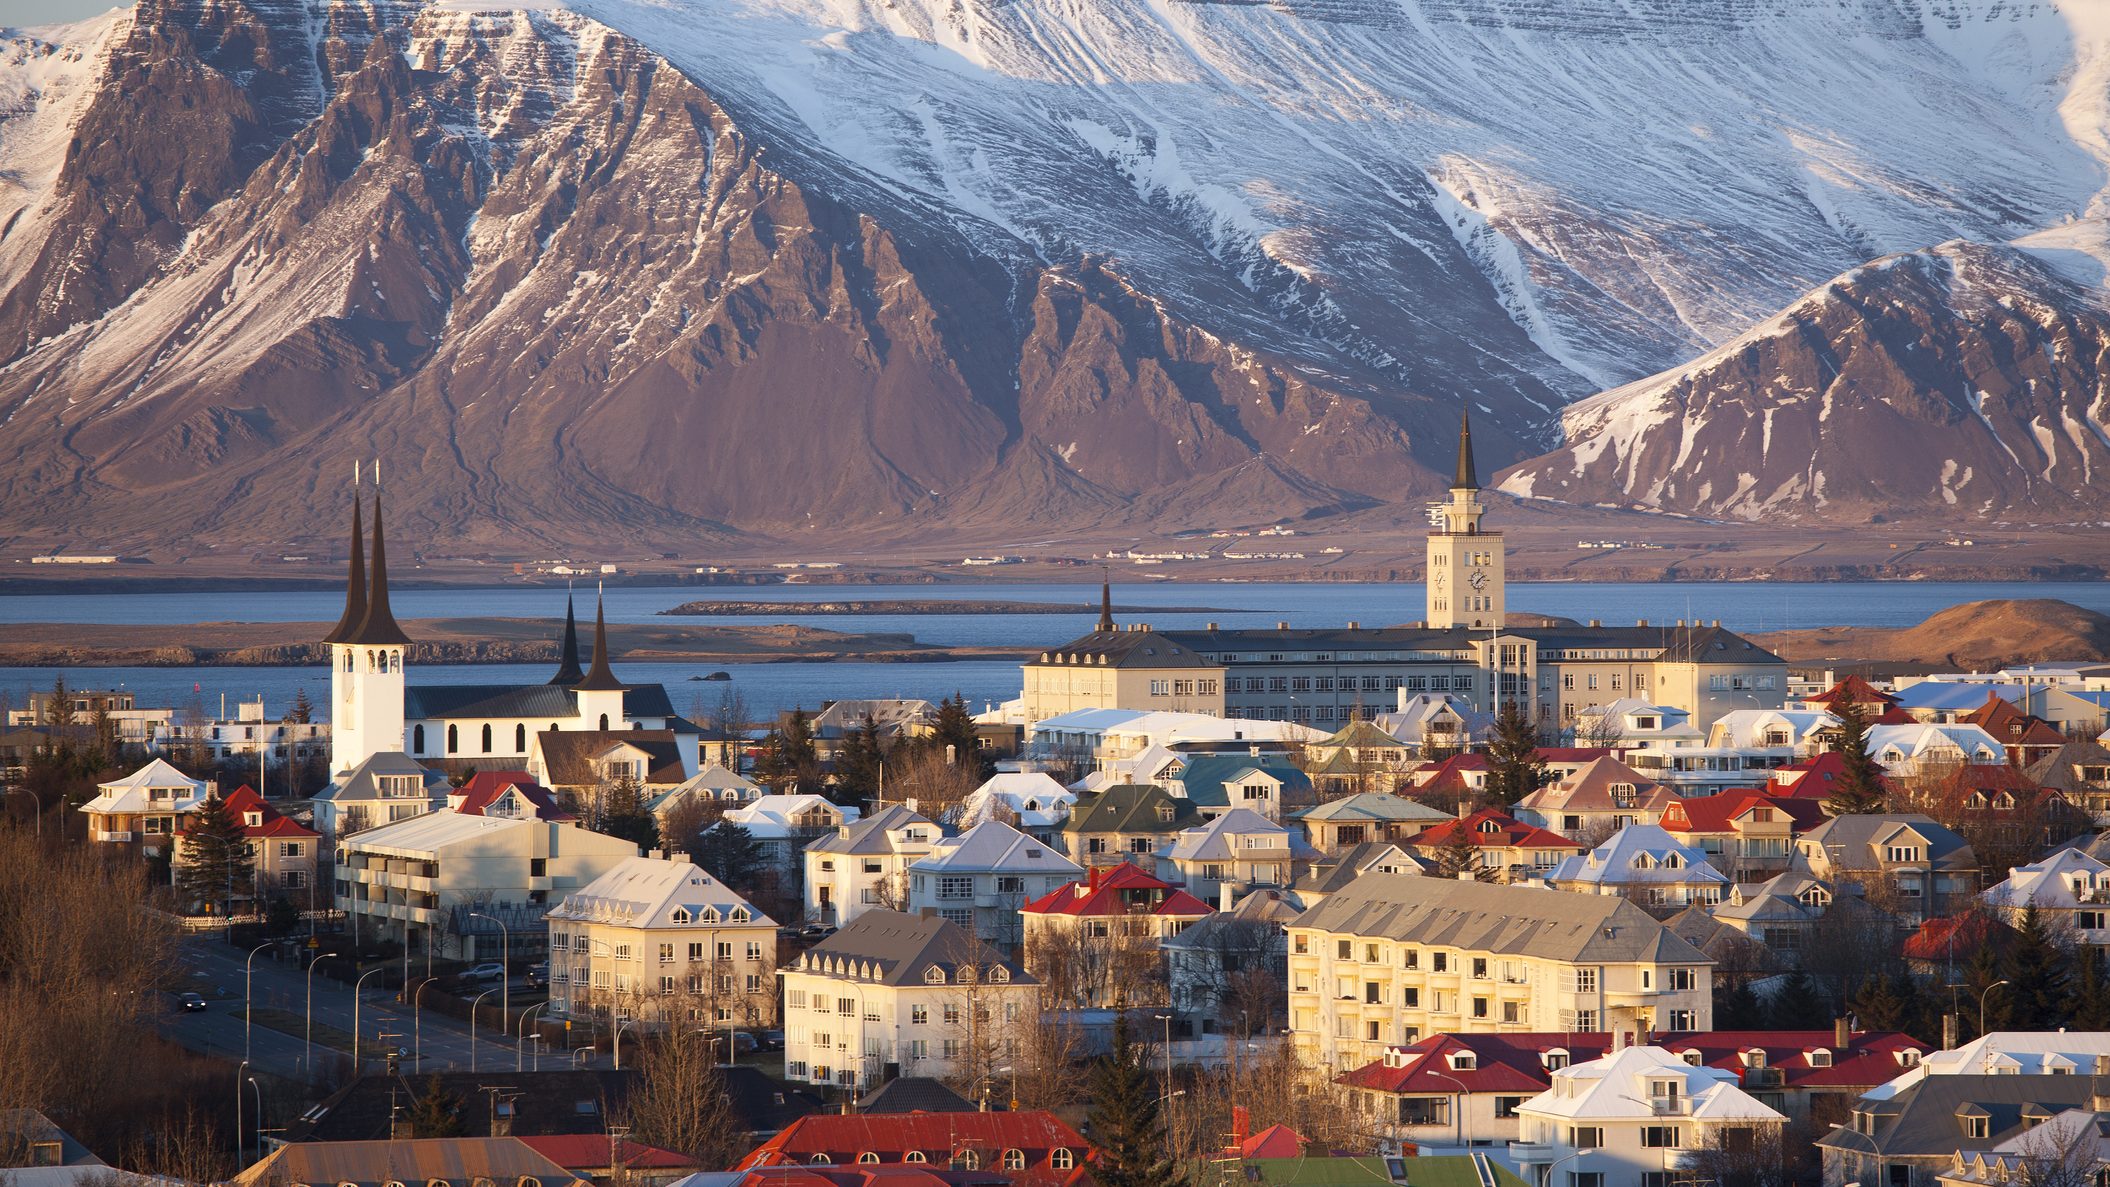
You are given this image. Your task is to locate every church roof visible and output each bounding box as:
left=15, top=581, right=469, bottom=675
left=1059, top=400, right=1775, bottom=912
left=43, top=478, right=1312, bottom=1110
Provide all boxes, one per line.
left=1453, top=407, right=1478, bottom=490
left=322, top=497, right=367, bottom=645
left=548, top=595, right=584, bottom=685
left=571, top=596, right=626, bottom=692
left=401, top=682, right=681, bottom=722
left=340, top=495, right=412, bottom=646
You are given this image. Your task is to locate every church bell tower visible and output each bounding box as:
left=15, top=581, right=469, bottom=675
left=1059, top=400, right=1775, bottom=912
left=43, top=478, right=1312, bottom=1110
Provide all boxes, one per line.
left=1426, top=410, right=1505, bottom=630
left=326, top=486, right=411, bottom=774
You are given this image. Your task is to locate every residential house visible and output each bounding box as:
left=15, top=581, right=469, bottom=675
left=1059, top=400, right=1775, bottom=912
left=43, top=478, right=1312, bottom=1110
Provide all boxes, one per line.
left=335, top=809, right=638, bottom=960
left=1819, top=1074, right=2102, bottom=1187
left=645, top=764, right=763, bottom=822
left=732, top=1109, right=1094, bottom=1186
left=1303, top=720, right=1416, bottom=794
left=1401, top=810, right=1583, bottom=884
left=1169, top=754, right=1315, bottom=822
left=738, top=794, right=861, bottom=888
left=802, top=804, right=935, bottom=929
left=957, top=773, right=1076, bottom=845
left=1374, top=692, right=1490, bottom=755
left=1622, top=742, right=1800, bottom=797
left=171, top=782, right=320, bottom=900
left=1513, top=756, right=1678, bottom=839
left=1980, top=848, right=2110, bottom=949
left=1405, top=750, right=1614, bottom=804
left=1578, top=699, right=1704, bottom=749
left=1158, top=807, right=1319, bottom=906
left=228, top=1138, right=587, bottom=1187
left=1864, top=724, right=2006, bottom=776
left=1062, top=784, right=1204, bottom=868
left=448, top=771, right=574, bottom=821
left=1164, top=887, right=1302, bottom=1027
left=1287, top=875, right=1713, bottom=1070
left=1021, top=862, right=1214, bottom=1008
left=1706, top=708, right=1839, bottom=754
left=1509, top=1045, right=1787, bottom=1187
left=2025, top=741, right=2110, bottom=823
left=1656, top=789, right=1827, bottom=882
left=312, top=752, right=451, bottom=837
left=1793, top=814, right=1978, bottom=927
left=1543, top=824, right=1731, bottom=909
left=1293, top=842, right=1427, bottom=907
left=78, top=758, right=207, bottom=853
left=1291, top=794, right=1452, bottom=854
left=1804, top=676, right=1901, bottom=717
left=1702, top=872, right=1850, bottom=956
left=777, top=909, right=1039, bottom=1089
left=528, top=729, right=692, bottom=802
left=1962, top=694, right=2068, bottom=769
left=808, top=700, right=937, bottom=758
left=906, top=820, right=1083, bottom=950
left=1934, top=1108, right=2110, bottom=1187
left=546, top=854, right=777, bottom=1031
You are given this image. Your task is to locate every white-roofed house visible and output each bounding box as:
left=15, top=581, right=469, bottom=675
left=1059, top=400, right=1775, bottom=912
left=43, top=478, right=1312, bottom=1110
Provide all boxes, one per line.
left=1543, top=824, right=1731, bottom=909
left=1980, top=848, right=2110, bottom=949
left=722, top=794, right=857, bottom=880
left=1865, top=724, right=2006, bottom=776
left=546, top=854, right=778, bottom=1033
left=907, top=820, right=1083, bottom=952
left=78, top=758, right=207, bottom=853
left=1158, top=807, right=1321, bottom=907
left=335, top=809, right=639, bottom=961
left=1579, top=698, right=1705, bottom=748
left=645, top=763, right=763, bottom=822
left=956, top=772, right=1077, bottom=846
left=1509, top=1045, right=1787, bottom=1187
left=802, top=804, right=939, bottom=930
left=1704, top=708, right=1838, bottom=754
left=1374, top=693, right=1490, bottom=755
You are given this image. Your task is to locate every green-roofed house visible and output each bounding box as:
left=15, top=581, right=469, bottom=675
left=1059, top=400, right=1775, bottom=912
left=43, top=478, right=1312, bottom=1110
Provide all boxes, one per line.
left=1172, top=754, right=1315, bottom=823
left=1304, top=719, right=1417, bottom=795
left=1063, top=784, right=1205, bottom=867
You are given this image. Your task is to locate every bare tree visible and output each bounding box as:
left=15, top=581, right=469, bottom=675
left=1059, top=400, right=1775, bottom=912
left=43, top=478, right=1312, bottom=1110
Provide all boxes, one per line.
left=887, top=746, right=982, bottom=827
left=1682, top=1121, right=1791, bottom=1187
left=2007, top=1113, right=2110, bottom=1187
left=621, top=1027, right=745, bottom=1170
left=1026, top=921, right=1166, bottom=1011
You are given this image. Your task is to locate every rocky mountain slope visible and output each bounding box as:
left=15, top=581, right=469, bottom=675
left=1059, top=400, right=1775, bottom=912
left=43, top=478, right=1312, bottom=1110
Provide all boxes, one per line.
left=1756, top=598, right=2110, bottom=668
left=2, top=0, right=2110, bottom=549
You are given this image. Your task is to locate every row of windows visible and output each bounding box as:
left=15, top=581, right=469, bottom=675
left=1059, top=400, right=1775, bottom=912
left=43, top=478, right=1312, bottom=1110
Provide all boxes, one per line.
left=1145, top=680, right=1221, bottom=696
left=409, top=716, right=624, bottom=755
left=773, top=1150, right=1076, bottom=1171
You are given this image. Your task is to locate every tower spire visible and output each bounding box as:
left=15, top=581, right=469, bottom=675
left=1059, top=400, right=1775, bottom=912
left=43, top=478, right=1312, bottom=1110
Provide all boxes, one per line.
left=548, top=590, right=584, bottom=685
left=1453, top=407, right=1479, bottom=491
left=1097, top=570, right=1115, bottom=633
left=572, top=588, right=625, bottom=691
left=346, top=492, right=412, bottom=645
left=322, top=496, right=367, bottom=644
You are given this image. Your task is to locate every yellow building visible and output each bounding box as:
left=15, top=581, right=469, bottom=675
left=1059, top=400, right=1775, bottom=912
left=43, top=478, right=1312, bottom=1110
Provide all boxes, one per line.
left=1287, top=875, right=1712, bottom=1072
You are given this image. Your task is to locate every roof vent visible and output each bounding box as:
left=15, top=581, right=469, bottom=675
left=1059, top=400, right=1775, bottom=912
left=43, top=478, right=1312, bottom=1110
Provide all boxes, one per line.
left=1206, top=622, right=1218, bottom=631
left=1589, top=619, right=1601, bottom=628
left=1712, top=619, right=1721, bottom=628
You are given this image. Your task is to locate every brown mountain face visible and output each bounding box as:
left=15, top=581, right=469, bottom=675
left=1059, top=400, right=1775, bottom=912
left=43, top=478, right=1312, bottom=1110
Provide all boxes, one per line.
left=1756, top=599, right=2110, bottom=669
left=0, top=0, right=1518, bottom=554
left=1498, top=241, right=2110, bottom=523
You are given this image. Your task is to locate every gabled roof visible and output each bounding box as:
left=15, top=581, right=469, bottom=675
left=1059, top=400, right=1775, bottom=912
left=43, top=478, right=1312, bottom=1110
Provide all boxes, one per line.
left=1291, top=874, right=1710, bottom=964
left=1520, top=1045, right=1784, bottom=1125
left=404, top=683, right=580, bottom=721
left=1807, top=675, right=1900, bottom=708
left=1065, top=785, right=1203, bottom=835
left=1547, top=825, right=1730, bottom=889
left=315, top=751, right=449, bottom=805
left=1816, top=1073, right=2100, bottom=1159
left=736, top=1110, right=1092, bottom=1187
left=1035, top=629, right=1219, bottom=670
left=1983, top=847, right=2110, bottom=911
left=535, top=729, right=688, bottom=787
left=216, top=784, right=320, bottom=838
left=1314, top=720, right=1408, bottom=750
left=2025, top=741, right=2110, bottom=792
left=854, top=1077, right=977, bottom=1115
left=1901, top=912, right=2020, bottom=960
left=1658, top=789, right=1827, bottom=836
left=1175, top=755, right=1313, bottom=808
left=795, top=909, right=1035, bottom=988
left=810, top=699, right=935, bottom=737
left=1164, top=808, right=1320, bottom=864
left=232, top=1138, right=580, bottom=1187
left=1516, top=756, right=1674, bottom=816
left=1292, top=793, right=1453, bottom=825
left=453, top=771, right=574, bottom=821
left=1801, top=813, right=1976, bottom=872
left=516, top=1136, right=695, bottom=1172
left=81, top=758, right=208, bottom=815
left=549, top=855, right=775, bottom=929
left=646, top=762, right=762, bottom=814
left=1294, top=842, right=1427, bottom=897
left=1406, top=809, right=1579, bottom=852
left=912, top=820, right=1082, bottom=877
left=1020, top=861, right=1214, bottom=918
left=803, top=803, right=928, bottom=854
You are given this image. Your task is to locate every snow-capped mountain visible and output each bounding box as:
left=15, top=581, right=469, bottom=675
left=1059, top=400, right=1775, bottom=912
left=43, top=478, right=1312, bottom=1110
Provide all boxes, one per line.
left=2, top=0, right=2109, bottom=548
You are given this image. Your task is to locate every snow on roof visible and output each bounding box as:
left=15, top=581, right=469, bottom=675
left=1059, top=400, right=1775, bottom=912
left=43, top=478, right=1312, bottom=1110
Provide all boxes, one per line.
left=80, top=758, right=208, bottom=815
left=548, top=855, right=775, bottom=929
left=911, top=819, right=1082, bottom=876
left=1521, top=1046, right=1784, bottom=1124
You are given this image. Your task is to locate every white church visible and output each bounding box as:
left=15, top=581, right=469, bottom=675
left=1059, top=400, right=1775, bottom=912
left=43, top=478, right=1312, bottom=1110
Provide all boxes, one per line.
left=311, top=494, right=703, bottom=835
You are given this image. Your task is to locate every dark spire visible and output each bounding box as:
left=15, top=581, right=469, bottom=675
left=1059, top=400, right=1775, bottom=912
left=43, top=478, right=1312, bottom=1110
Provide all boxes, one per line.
left=548, top=592, right=584, bottom=685
left=1452, top=406, right=1479, bottom=491
left=322, top=496, right=367, bottom=644
left=345, top=492, right=413, bottom=646
left=572, top=592, right=625, bottom=691
left=1097, top=572, right=1115, bottom=633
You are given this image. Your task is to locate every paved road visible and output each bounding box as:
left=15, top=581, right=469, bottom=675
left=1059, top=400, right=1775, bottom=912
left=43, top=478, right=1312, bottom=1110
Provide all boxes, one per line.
left=160, top=939, right=602, bottom=1081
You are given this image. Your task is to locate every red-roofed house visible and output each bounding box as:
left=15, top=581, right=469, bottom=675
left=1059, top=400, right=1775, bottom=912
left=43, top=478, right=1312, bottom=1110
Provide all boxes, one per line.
left=1020, top=862, right=1212, bottom=1007
left=1219, top=1110, right=1307, bottom=1159
left=1803, top=677, right=1900, bottom=715
left=1338, top=1028, right=1928, bottom=1153
left=1402, top=810, right=1582, bottom=882
left=448, top=770, right=576, bottom=821
left=1963, top=695, right=2070, bottom=769
left=1763, top=752, right=1896, bottom=802
left=732, top=1169, right=1010, bottom=1187
left=173, top=783, right=320, bottom=899
left=1657, top=790, right=1829, bottom=880
left=516, top=1136, right=697, bottom=1184
left=1901, top=912, right=2022, bottom=974
left=735, top=1110, right=1095, bottom=1187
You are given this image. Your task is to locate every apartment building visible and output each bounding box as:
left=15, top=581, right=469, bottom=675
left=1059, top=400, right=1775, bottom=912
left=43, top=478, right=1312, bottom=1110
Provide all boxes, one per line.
left=546, top=854, right=777, bottom=1032
left=905, top=820, right=1082, bottom=951
left=1287, top=875, right=1713, bottom=1072
left=804, top=805, right=940, bottom=929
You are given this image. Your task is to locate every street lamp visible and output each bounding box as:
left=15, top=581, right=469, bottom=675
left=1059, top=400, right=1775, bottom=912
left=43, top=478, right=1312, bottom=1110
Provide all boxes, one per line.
left=304, top=951, right=339, bottom=1079
left=6, top=788, right=40, bottom=841
left=1542, top=1149, right=1587, bottom=1187
left=1427, top=1068, right=1472, bottom=1151
left=468, top=910, right=510, bottom=1054
left=247, top=1076, right=263, bottom=1156
left=614, top=1018, right=638, bottom=1070
left=518, top=1002, right=549, bottom=1072
left=243, top=940, right=274, bottom=1066
left=235, top=1060, right=248, bottom=1163
left=470, top=988, right=499, bottom=1072
left=351, top=967, right=385, bottom=1072
left=1151, top=1012, right=1174, bottom=1106
left=1977, top=979, right=2011, bottom=1038
left=413, top=978, right=434, bottom=1074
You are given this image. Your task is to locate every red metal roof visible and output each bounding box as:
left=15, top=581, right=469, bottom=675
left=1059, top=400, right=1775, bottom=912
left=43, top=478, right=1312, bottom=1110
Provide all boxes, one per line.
left=216, top=784, right=319, bottom=839
left=1338, top=1030, right=1926, bottom=1096
left=1406, top=809, right=1577, bottom=851
left=1657, top=790, right=1828, bottom=836
left=736, top=1111, right=1095, bottom=1187
left=1902, top=912, right=2021, bottom=960
left=1807, top=676, right=1900, bottom=707
left=516, top=1136, right=694, bottom=1171
left=453, top=771, right=575, bottom=821
left=1020, top=862, right=1215, bottom=918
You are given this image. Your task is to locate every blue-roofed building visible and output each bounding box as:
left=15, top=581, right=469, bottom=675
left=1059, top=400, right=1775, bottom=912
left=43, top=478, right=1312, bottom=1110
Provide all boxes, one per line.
left=1170, top=754, right=1315, bottom=822
left=1892, top=681, right=2022, bottom=722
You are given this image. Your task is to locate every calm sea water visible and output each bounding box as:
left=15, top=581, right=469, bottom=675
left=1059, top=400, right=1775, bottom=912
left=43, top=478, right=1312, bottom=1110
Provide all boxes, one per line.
left=2, top=580, right=2103, bottom=719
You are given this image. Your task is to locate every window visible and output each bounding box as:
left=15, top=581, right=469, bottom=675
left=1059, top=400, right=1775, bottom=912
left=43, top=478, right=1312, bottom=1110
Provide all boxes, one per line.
left=1569, top=1127, right=1604, bottom=1149
left=1642, top=1126, right=1680, bottom=1148
left=938, top=876, right=973, bottom=900
left=912, top=1005, right=929, bottom=1024
left=1002, top=1150, right=1026, bottom=1171
left=1669, top=968, right=1699, bottom=991
left=1052, top=1149, right=1075, bottom=1171
left=1494, top=1097, right=1523, bottom=1119
left=1573, top=968, right=1597, bottom=993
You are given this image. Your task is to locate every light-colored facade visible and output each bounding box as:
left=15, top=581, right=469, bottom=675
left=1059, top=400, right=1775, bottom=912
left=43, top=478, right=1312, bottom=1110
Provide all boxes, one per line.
left=546, top=855, right=777, bottom=1032
left=1019, top=630, right=1228, bottom=725
left=1426, top=412, right=1504, bottom=631
left=78, top=758, right=207, bottom=851
left=803, top=804, right=938, bottom=929
left=1543, top=825, right=1731, bottom=908
left=778, top=909, right=1039, bottom=1090
left=1510, top=1045, right=1787, bottom=1187
left=1157, top=807, right=1316, bottom=905
left=906, top=820, right=1082, bottom=950
left=1794, top=814, right=1978, bottom=928
left=334, top=809, right=638, bottom=960
left=1980, top=848, right=2110, bottom=948
left=1288, top=876, right=1713, bottom=1072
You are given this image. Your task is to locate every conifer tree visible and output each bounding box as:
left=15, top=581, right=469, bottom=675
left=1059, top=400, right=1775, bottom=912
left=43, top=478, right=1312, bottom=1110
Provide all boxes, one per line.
left=1431, top=818, right=1490, bottom=882
left=2067, top=946, right=2110, bottom=1031
left=176, top=791, right=255, bottom=916
left=1825, top=700, right=1888, bottom=816
left=593, top=776, right=660, bottom=852
left=931, top=693, right=993, bottom=780
left=1850, top=974, right=1909, bottom=1032
left=407, top=1076, right=465, bottom=1137
left=1086, top=1014, right=1181, bottom=1187
left=1961, top=943, right=2011, bottom=1039
left=692, top=822, right=767, bottom=897
left=834, top=714, right=886, bottom=802
left=1482, top=707, right=1548, bottom=809
left=1768, top=968, right=1823, bottom=1030
left=290, top=688, right=315, bottom=724
left=1714, top=976, right=1766, bottom=1030
left=2003, top=907, right=2069, bottom=1029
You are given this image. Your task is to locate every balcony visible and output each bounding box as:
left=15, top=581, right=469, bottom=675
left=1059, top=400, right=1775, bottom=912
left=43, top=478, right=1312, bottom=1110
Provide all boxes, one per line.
left=1507, top=1142, right=1556, bottom=1164
left=92, top=829, right=134, bottom=843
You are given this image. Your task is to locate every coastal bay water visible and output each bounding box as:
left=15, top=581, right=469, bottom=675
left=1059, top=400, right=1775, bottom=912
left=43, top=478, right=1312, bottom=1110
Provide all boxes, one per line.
left=1, top=580, right=2104, bottom=719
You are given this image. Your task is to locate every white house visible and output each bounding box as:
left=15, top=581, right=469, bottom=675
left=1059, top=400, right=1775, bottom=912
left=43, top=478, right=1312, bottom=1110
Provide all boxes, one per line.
left=1510, top=1045, right=1787, bottom=1187
left=803, top=804, right=939, bottom=929
left=1705, top=709, right=1837, bottom=754
left=1157, top=807, right=1319, bottom=906
left=78, top=759, right=208, bottom=852
left=906, top=820, right=1083, bottom=950
left=645, top=763, right=763, bottom=820
left=957, top=772, right=1077, bottom=844
left=310, top=751, right=451, bottom=838
left=1980, top=849, right=2110, bottom=948
left=1543, top=824, right=1732, bottom=909
left=1864, top=724, right=2005, bottom=775
left=1374, top=693, right=1490, bottom=754
left=724, top=794, right=856, bottom=880
left=1580, top=699, right=1705, bottom=748
left=778, top=909, right=1039, bottom=1090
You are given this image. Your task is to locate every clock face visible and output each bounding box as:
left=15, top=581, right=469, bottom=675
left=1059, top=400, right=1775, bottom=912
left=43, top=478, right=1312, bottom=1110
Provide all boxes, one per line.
left=1433, top=568, right=1447, bottom=590
left=1468, top=568, right=1489, bottom=591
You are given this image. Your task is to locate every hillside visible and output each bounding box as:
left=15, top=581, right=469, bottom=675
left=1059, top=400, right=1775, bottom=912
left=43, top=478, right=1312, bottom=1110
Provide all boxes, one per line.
left=1755, top=599, right=2110, bottom=670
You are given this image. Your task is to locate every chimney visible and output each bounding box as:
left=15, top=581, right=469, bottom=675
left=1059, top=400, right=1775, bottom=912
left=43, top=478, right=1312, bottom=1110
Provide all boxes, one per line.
left=1943, top=1012, right=1960, bottom=1051
left=1835, top=1017, right=1851, bottom=1048
left=1637, top=619, right=1648, bottom=627
left=1347, top=621, right=1360, bottom=630
left=1277, top=621, right=1290, bottom=630
left=1588, top=619, right=1601, bottom=628
left=1712, top=619, right=1721, bottom=628
left=1206, top=621, right=1218, bottom=631
left=1232, top=1106, right=1251, bottom=1149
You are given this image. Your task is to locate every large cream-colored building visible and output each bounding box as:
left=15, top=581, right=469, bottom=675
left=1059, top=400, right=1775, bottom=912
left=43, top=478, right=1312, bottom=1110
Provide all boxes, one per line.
left=546, top=855, right=777, bottom=1032
left=334, top=809, right=639, bottom=960
left=1287, top=874, right=1713, bottom=1072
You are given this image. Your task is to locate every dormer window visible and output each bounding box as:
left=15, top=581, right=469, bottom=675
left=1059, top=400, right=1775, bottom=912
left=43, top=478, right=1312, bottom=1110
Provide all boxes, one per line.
left=925, top=966, right=946, bottom=984
left=1542, top=1050, right=1570, bottom=1071
left=1447, top=1051, right=1477, bottom=1071
left=731, top=907, right=751, bottom=923
left=700, top=908, right=720, bottom=924
left=244, top=812, right=264, bottom=827
left=1807, top=1050, right=1833, bottom=1068
left=671, top=909, right=691, bottom=924
left=1957, top=1105, right=1991, bottom=1140
left=1896, top=1049, right=1922, bottom=1067
left=1680, top=1050, right=1702, bottom=1066
left=1741, top=1049, right=1766, bottom=1069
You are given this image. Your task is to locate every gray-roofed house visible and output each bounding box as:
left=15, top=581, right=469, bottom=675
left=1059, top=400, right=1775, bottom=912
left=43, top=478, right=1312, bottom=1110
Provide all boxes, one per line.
left=312, top=751, right=451, bottom=837
left=1291, top=793, right=1452, bottom=854
left=1159, top=807, right=1321, bottom=907
left=802, top=804, right=939, bottom=929
left=778, top=908, right=1038, bottom=1089
left=1542, top=823, right=1731, bottom=908
left=529, top=730, right=692, bottom=802
left=1819, top=1074, right=2104, bottom=1187
left=1293, top=841, right=1428, bottom=907
left=1165, top=886, right=1305, bottom=1024
left=1794, top=814, right=1978, bottom=927
left=2025, top=740, right=2110, bottom=824
left=645, top=763, right=763, bottom=820
left=1287, top=874, right=1713, bottom=1070
left=907, top=820, right=1083, bottom=951
left=1063, top=784, right=1205, bottom=867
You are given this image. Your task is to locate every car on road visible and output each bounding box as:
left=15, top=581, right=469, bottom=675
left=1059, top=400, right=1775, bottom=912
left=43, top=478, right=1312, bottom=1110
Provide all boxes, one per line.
left=461, top=963, right=507, bottom=984
left=177, top=992, right=208, bottom=1012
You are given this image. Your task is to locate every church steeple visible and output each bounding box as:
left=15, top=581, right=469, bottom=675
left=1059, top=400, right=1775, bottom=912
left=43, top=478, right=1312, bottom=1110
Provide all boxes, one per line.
left=1453, top=407, right=1479, bottom=491
left=1097, top=574, right=1115, bottom=633
left=548, top=593, right=584, bottom=685
left=346, top=493, right=412, bottom=646
left=322, top=496, right=367, bottom=645
left=572, top=593, right=625, bottom=691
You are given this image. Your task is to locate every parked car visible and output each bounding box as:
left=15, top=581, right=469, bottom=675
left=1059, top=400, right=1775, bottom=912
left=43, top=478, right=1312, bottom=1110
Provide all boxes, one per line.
left=461, top=963, right=507, bottom=984
left=177, top=992, right=208, bottom=1013
left=757, top=1029, right=786, bottom=1051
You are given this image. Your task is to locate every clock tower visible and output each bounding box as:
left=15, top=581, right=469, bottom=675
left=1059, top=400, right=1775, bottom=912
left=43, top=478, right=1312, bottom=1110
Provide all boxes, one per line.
left=1426, top=409, right=1505, bottom=630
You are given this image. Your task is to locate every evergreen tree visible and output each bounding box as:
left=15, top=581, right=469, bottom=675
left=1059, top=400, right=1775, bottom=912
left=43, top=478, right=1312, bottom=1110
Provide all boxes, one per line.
left=2003, top=907, right=2069, bottom=1029
left=1850, top=974, right=1910, bottom=1032
left=833, top=714, right=886, bottom=803
left=594, top=777, right=661, bottom=852
left=1430, top=818, right=1489, bottom=881
left=1086, top=1014, right=1181, bottom=1187
left=407, top=1076, right=466, bottom=1138
left=1714, top=977, right=1766, bottom=1030
left=931, top=693, right=993, bottom=779
left=1825, top=700, right=1888, bottom=816
left=2067, top=946, right=2110, bottom=1031
left=1768, top=968, right=1823, bottom=1030
left=1482, top=707, right=1548, bottom=809
left=1961, top=943, right=2011, bottom=1040
left=290, top=688, right=315, bottom=724
left=44, top=675, right=72, bottom=727
left=756, top=710, right=819, bottom=791
left=176, top=791, right=256, bottom=916
left=692, top=822, right=767, bottom=896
